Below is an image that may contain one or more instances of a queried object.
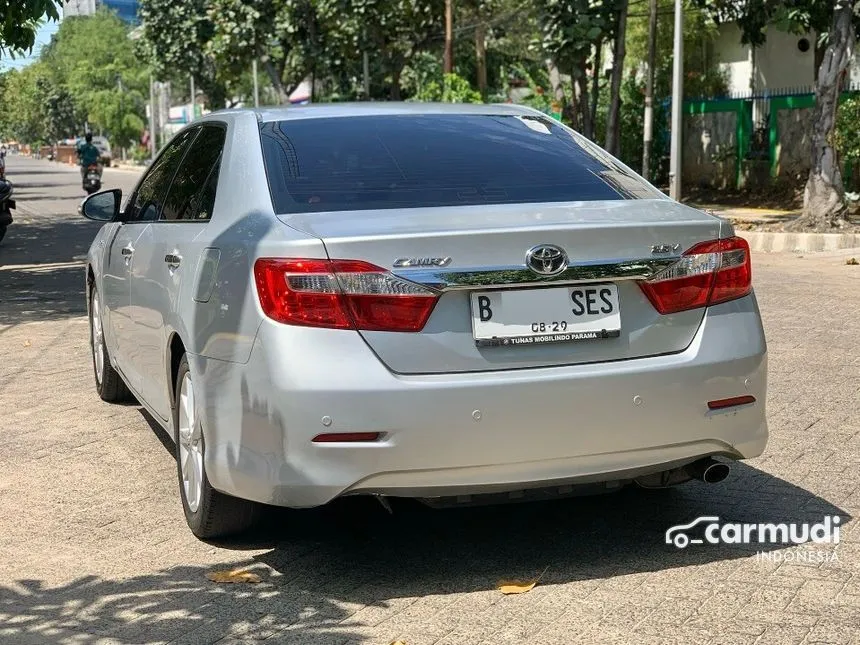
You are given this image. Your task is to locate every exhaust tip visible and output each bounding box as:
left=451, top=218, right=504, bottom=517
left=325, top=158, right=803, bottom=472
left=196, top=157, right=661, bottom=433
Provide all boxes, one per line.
left=702, top=462, right=730, bottom=484
left=686, top=457, right=730, bottom=484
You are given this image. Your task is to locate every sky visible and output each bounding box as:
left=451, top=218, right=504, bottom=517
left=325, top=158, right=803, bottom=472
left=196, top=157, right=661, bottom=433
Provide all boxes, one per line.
left=0, top=14, right=62, bottom=72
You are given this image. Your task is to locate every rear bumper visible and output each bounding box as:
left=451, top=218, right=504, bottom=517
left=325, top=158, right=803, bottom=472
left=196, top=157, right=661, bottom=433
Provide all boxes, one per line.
left=192, top=293, right=768, bottom=508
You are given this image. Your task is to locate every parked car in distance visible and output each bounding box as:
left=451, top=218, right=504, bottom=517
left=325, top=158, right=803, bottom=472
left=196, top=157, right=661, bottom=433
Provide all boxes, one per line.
left=91, top=135, right=112, bottom=166
left=80, top=103, right=768, bottom=539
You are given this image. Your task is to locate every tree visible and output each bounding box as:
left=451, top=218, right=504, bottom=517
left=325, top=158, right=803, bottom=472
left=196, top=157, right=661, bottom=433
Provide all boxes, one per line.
left=0, top=67, right=50, bottom=144
left=800, top=0, right=856, bottom=228
left=48, top=11, right=148, bottom=147
left=137, top=0, right=229, bottom=109
left=0, top=0, right=60, bottom=57
left=537, top=0, right=618, bottom=139
left=206, top=0, right=336, bottom=104
left=333, top=0, right=445, bottom=100
left=604, top=0, right=629, bottom=156
left=444, top=0, right=455, bottom=74
left=698, top=0, right=860, bottom=228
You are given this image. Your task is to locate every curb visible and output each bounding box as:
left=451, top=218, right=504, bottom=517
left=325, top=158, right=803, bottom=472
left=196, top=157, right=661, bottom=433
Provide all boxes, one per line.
left=737, top=231, right=860, bottom=253
left=109, top=164, right=145, bottom=173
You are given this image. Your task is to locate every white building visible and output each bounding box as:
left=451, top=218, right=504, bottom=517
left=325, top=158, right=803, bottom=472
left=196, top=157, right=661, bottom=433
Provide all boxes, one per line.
left=714, top=22, right=860, bottom=96
left=63, top=0, right=98, bottom=17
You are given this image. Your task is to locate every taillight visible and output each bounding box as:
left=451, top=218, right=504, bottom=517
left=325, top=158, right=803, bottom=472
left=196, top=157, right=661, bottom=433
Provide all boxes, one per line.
left=639, top=237, right=752, bottom=315
left=254, top=258, right=439, bottom=331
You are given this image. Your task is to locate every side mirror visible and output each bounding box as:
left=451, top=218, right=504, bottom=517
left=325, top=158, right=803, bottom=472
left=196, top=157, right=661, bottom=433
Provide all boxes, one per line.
left=79, top=189, right=122, bottom=222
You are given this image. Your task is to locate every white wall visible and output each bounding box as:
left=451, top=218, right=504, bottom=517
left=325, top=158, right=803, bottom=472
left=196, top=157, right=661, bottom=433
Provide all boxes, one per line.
left=756, top=28, right=816, bottom=91
left=715, top=23, right=751, bottom=95
left=716, top=23, right=816, bottom=95
left=716, top=22, right=860, bottom=95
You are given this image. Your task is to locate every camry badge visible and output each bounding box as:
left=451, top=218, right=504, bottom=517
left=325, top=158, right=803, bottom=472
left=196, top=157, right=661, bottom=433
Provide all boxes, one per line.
left=525, top=244, right=568, bottom=276
left=393, top=257, right=452, bottom=268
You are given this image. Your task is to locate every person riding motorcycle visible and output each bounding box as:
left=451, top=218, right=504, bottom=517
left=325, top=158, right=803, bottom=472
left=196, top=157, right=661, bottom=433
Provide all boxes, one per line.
left=76, top=133, right=102, bottom=181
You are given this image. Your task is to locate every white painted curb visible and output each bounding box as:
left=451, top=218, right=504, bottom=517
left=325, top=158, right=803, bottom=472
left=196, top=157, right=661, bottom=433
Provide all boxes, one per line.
left=738, top=231, right=860, bottom=253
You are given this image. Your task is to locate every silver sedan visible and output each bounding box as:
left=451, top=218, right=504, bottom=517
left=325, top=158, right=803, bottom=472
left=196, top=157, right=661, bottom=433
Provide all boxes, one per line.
left=81, top=103, right=767, bottom=538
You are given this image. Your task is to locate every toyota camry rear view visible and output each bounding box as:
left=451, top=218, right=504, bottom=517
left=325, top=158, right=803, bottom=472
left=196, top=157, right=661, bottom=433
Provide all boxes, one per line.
left=82, top=103, right=767, bottom=538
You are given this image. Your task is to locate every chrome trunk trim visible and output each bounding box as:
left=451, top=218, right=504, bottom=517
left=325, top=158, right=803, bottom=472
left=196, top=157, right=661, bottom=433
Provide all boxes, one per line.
left=392, top=257, right=679, bottom=292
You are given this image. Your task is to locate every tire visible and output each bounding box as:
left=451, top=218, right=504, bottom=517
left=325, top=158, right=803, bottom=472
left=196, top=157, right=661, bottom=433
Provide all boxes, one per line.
left=89, top=285, right=132, bottom=402
left=173, top=354, right=260, bottom=539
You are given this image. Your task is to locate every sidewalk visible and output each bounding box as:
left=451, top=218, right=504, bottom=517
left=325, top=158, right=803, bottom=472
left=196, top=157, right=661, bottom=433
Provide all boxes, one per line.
left=691, top=204, right=860, bottom=252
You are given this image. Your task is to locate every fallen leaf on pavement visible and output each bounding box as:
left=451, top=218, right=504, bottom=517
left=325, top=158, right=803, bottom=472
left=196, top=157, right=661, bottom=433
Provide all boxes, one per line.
left=390, top=641, right=408, bottom=645
left=497, top=565, right=548, bottom=595
left=23, top=340, right=31, bottom=347
left=205, top=569, right=262, bottom=584
left=498, top=580, right=537, bottom=595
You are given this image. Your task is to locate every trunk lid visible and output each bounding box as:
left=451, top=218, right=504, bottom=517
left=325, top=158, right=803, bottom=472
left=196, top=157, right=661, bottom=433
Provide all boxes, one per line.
left=277, top=199, right=722, bottom=374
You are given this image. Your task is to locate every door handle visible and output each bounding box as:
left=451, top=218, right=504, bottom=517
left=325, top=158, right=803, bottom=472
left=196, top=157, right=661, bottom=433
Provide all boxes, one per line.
left=164, top=252, right=182, bottom=269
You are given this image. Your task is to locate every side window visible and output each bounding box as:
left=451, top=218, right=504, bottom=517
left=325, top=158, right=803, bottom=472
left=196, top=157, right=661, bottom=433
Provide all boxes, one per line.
left=126, top=128, right=197, bottom=223
left=190, top=155, right=222, bottom=221
left=161, top=125, right=226, bottom=222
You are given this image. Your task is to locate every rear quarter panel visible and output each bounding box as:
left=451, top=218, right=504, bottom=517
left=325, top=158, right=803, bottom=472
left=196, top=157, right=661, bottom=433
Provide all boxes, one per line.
left=172, top=113, right=328, bottom=364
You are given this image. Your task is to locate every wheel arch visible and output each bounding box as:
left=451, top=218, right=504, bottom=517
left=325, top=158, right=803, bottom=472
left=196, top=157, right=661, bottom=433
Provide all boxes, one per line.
left=167, top=332, right=187, bottom=410
left=86, top=264, right=95, bottom=311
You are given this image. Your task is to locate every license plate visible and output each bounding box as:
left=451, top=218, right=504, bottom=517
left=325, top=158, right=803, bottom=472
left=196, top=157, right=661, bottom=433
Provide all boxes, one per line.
left=470, top=284, right=621, bottom=347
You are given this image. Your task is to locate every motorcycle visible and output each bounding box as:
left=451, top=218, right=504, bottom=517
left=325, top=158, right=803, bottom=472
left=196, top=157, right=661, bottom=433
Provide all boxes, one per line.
left=83, top=163, right=102, bottom=195
left=0, top=178, right=14, bottom=245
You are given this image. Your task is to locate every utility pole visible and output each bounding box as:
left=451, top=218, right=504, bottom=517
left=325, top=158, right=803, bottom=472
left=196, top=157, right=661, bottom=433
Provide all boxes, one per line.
left=148, top=74, right=156, bottom=161
left=669, top=0, right=684, bottom=201
left=363, top=52, right=370, bottom=100
left=642, top=0, right=657, bottom=181
left=189, top=75, right=195, bottom=121
left=252, top=59, right=260, bottom=107
left=443, top=0, right=454, bottom=75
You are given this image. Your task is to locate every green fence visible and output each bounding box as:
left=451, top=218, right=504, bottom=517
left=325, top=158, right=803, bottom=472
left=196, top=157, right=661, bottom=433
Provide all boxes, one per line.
left=683, top=90, right=859, bottom=190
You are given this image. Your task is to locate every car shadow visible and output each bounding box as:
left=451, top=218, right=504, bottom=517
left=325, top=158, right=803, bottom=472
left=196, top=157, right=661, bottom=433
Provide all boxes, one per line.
left=0, top=216, right=103, bottom=324
left=245, top=463, right=849, bottom=584
left=0, top=461, right=848, bottom=645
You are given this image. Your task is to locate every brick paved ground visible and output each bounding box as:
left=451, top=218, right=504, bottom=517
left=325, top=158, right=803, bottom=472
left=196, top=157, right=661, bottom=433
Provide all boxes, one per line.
left=1, top=155, right=859, bottom=645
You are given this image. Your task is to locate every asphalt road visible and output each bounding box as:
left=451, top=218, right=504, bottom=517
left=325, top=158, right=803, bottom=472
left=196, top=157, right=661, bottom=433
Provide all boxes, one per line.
left=1, top=155, right=860, bottom=645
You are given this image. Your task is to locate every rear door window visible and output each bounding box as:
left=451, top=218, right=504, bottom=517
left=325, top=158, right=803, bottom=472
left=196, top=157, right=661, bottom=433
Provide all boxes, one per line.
left=161, top=125, right=226, bottom=222
left=260, top=114, right=663, bottom=214
left=127, top=128, right=197, bottom=223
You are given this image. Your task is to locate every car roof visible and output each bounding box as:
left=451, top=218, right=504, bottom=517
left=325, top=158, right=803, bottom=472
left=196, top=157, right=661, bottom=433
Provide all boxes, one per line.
left=206, top=102, right=544, bottom=123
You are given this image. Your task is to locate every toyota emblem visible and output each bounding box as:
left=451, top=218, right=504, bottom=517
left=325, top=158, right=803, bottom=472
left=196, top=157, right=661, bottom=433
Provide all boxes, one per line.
left=525, top=244, right=568, bottom=276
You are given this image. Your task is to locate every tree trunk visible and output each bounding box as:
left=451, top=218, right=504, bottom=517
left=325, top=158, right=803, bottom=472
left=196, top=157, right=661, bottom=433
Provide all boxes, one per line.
left=642, top=0, right=657, bottom=179
left=475, top=22, right=487, bottom=101
left=796, top=0, right=856, bottom=230
left=390, top=62, right=404, bottom=100
left=814, top=37, right=826, bottom=84
left=605, top=0, right=629, bottom=156
left=444, top=0, right=454, bottom=75
left=590, top=41, right=602, bottom=136
left=572, top=62, right=591, bottom=138
left=262, top=57, right=289, bottom=105
left=547, top=59, right=573, bottom=125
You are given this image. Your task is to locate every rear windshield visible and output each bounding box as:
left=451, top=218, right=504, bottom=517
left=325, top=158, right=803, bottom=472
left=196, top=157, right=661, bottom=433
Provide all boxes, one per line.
left=260, top=114, right=663, bottom=214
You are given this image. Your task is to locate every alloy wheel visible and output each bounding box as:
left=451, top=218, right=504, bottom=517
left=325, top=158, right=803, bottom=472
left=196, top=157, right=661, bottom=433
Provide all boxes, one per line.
left=178, top=373, right=203, bottom=513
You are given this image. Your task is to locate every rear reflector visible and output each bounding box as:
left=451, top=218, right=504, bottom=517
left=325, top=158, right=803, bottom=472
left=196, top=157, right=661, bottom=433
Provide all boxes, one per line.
left=639, top=236, right=752, bottom=314
left=254, top=258, right=439, bottom=331
left=312, top=432, right=381, bottom=443
left=707, top=395, right=756, bottom=410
